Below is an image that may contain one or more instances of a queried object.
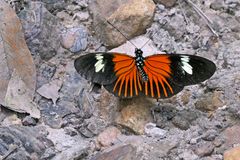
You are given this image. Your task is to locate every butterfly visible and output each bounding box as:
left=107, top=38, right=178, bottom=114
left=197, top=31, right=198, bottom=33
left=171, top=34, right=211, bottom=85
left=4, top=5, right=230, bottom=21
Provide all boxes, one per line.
left=74, top=48, right=216, bottom=99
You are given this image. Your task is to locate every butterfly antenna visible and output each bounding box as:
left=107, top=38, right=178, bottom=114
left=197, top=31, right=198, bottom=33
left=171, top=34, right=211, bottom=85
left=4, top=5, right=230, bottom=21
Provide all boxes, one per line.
left=94, top=14, right=138, bottom=48
left=105, top=20, right=138, bottom=48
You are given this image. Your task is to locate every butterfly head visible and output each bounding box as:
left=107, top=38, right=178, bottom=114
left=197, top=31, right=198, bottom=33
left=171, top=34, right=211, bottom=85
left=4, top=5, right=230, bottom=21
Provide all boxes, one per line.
left=135, top=48, right=143, bottom=57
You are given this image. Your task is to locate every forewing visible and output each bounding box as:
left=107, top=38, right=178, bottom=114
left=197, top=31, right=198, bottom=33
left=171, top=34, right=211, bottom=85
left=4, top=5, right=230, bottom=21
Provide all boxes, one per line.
left=168, top=54, right=216, bottom=85
left=143, top=54, right=216, bottom=98
left=74, top=52, right=117, bottom=85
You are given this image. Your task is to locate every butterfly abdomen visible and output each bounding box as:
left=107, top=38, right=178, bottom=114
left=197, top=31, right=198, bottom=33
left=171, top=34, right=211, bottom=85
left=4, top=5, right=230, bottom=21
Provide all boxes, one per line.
left=135, top=50, right=148, bottom=82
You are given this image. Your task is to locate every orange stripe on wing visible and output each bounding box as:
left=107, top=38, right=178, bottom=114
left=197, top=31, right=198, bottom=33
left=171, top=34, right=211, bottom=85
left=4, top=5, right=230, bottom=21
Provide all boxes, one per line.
left=129, top=69, right=134, bottom=97
left=118, top=75, right=125, bottom=96
left=124, top=75, right=130, bottom=97
left=153, top=76, right=160, bottom=98
left=145, top=61, right=171, bottom=77
left=113, top=53, right=133, bottom=62
left=145, top=81, right=148, bottom=96
left=144, top=63, right=173, bottom=98
left=158, top=77, right=168, bottom=97
left=162, top=78, right=173, bottom=94
left=146, top=55, right=171, bottom=64
left=114, top=60, right=135, bottom=76
left=114, top=60, right=134, bottom=72
left=112, top=54, right=143, bottom=97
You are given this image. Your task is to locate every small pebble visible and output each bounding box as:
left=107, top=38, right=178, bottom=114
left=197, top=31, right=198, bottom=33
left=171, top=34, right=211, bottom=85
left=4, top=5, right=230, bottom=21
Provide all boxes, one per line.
left=144, top=123, right=167, bottom=139
left=22, top=116, right=37, bottom=126
left=61, top=26, right=88, bottom=53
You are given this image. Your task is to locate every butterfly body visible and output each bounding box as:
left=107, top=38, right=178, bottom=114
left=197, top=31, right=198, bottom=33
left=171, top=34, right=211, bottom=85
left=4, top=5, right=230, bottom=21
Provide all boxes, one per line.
left=134, top=48, right=148, bottom=82
left=74, top=48, right=216, bottom=99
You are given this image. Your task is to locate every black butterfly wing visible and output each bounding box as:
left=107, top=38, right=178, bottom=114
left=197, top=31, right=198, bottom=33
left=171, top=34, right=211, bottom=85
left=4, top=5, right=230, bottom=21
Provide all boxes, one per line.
left=168, top=54, right=216, bottom=85
left=143, top=54, right=216, bottom=98
left=74, top=52, right=142, bottom=98
left=74, top=52, right=117, bottom=85
left=74, top=52, right=216, bottom=99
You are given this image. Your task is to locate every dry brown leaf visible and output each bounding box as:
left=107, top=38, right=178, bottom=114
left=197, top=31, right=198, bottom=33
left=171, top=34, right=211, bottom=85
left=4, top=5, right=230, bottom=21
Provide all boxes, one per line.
left=0, top=1, right=39, bottom=118
left=5, top=70, right=40, bottom=118
left=37, top=79, right=63, bottom=106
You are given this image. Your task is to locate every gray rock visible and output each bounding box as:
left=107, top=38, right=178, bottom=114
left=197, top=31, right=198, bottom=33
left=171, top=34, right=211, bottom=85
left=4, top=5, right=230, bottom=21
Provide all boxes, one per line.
left=151, top=27, right=178, bottom=53
left=0, top=126, right=51, bottom=159
left=194, top=142, right=215, bottom=157
left=145, top=141, right=179, bottom=159
left=47, top=128, right=90, bottom=160
left=39, top=99, right=79, bottom=129
left=41, top=147, right=56, bottom=160
left=172, top=109, right=199, bottom=130
left=18, top=1, right=62, bottom=60
left=202, top=130, right=218, bottom=141
left=60, top=26, right=88, bottom=53
left=90, top=144, right=137, bottom=160
left=74, top=11, right=90, bottom=21
left=78, top=126, right=95, bottom=138
left=144, top=123, right=167, bottom=139
left=153, top=0, right=177, bottom=7
left=210, top=1, right=225, bottom=11
left=153, top=104, right=177, bottom=129
left=22, top=116, right=37, bottom=126
left=178, top=150, right=199, bottom=160
left=90, top=0, right=155, bottom=48
left=172, top=115, right=190, bottom=130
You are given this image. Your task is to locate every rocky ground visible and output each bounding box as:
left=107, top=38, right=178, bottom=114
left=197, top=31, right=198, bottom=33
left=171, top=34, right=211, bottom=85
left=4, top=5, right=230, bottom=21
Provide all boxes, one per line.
left=0, top=0, right=240, bottom=159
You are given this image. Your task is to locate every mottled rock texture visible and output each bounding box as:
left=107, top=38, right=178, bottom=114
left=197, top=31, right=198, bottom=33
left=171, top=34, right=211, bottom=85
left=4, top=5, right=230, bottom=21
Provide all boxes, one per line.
left=1, top=0, right=240, bottom=159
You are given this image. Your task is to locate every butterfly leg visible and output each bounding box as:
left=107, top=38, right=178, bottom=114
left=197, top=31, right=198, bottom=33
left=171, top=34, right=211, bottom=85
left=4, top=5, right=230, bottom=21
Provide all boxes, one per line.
left=89, top=83, right=102, bottom=93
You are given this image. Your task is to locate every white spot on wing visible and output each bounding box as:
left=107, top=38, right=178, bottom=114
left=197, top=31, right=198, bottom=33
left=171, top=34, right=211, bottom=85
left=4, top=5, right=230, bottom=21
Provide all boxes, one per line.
left=181, top=56, right=193, bottom=75
left=94, top=54, right=105, bottom=72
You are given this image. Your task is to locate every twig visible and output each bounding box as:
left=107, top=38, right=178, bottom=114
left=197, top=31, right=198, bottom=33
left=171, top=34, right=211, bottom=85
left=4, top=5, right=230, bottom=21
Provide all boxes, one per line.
left=94, top=13, right=138, bottom=48
left=2, top=145, right=18, bottom=160
left=85, top=88, right=94, bottom=113
left=184, top=0, right=219, bottom=37
left=178, top=0, right=189, bottom=25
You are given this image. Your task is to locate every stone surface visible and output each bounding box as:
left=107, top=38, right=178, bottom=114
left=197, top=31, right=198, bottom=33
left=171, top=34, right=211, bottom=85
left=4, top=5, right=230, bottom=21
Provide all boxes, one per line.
left=47, top=128, right=90, bottom=160
left=224, top=146, right=240, bottom=160
left=97, top=126, right=121, bottom=147
left=154, top=0, right=177, bottom=7
left=202, top=129, right=218, bottom=141
left=194, top=142, right=215, bottom=157
left=60, top=26, right=88, bottom=53
left=0, top=126, right=51, bottom=159
left=90, top=144, right=137, bottom=160
left=74, top=11, right=90, bottom=21
left=1, top=0, right=240, bottom=159
left=22, top=115, right=37, bottom=126
left=172, top=109, right=199, bottom=130
left=172, top=115, right=190, bottom=130
left=223, top=125, right=240, bottom=147
left=110, top=36, right=161, bottom=56
left=144, top=123, right=167, bottom=138
left=90, top=0, right=155, bottom=47
left=144, top=140, right=179, bottom=159
left=18, top=1, right=61, bottom=60
left=39, top=99, right=79, bottom=129
left=115, top=97, right=154, bottom=134
left=195, top=91, right=225, bottom=112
